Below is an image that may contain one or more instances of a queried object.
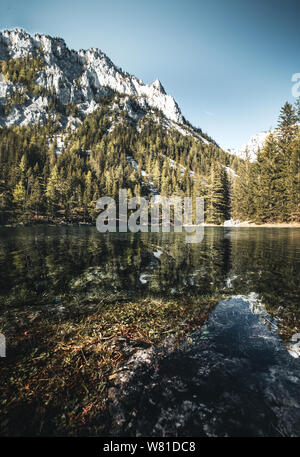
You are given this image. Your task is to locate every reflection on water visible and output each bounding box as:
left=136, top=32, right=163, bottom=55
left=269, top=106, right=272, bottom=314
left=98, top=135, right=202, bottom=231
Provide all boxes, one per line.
left=0, top=226, right=299, bottom=324
left=0, top=226, right=299, bottom=436
left=0, top=225, right=299, bottom=353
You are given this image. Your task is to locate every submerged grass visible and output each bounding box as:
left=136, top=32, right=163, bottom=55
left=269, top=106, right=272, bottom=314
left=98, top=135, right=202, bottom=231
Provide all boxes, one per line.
left=0, top=294, right=220, bottom=436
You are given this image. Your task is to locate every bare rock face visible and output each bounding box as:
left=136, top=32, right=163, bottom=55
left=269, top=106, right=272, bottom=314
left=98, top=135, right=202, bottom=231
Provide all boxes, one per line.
left=0, top=28, right=183, bottom=128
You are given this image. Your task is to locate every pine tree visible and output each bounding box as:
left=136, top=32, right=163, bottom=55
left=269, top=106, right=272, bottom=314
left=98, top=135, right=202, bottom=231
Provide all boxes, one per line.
left=13, top=179, right=26, bottom=209
left=205, top=164, right=228, bottom=224
left=46, top=165, right=60, bottom=216
left=287, top=132, right=300, bottom=221
left=232, top=147, right=255, bottom=221
left=28, top=177, right=43, bottom=217
left=254, top=134, right=287, bottom=222
left=278, top=102, right=297, bottom=142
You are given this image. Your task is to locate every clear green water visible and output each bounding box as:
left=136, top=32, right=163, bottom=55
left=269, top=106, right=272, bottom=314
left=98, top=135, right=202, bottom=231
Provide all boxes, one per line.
left=0, top=226, right=299, bottom=314
left=0, top=226, right=300, bottom=436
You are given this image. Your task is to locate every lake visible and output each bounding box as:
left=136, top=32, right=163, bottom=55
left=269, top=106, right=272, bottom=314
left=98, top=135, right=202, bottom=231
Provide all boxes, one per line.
left=0, top=226, right=299, bottom=436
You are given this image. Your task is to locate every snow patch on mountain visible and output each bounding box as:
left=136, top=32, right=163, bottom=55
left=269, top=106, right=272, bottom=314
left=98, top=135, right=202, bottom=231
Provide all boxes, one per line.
left=228, top=131, right=271, bottom=162
left=0, top=28, right=184, bottom=126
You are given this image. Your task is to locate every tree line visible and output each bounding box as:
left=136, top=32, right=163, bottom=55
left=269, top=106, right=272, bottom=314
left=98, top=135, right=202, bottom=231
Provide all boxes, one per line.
left=232, top=100, right=300, bottom=223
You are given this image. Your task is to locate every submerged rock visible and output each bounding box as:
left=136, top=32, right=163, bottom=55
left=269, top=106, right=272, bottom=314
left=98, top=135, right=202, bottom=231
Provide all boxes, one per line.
left=108, top=296, right=300, bottom=437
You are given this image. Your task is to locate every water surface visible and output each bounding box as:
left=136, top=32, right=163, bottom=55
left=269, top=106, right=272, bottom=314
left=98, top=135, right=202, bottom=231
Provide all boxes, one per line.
left=0, top=226, right=299, bottom=435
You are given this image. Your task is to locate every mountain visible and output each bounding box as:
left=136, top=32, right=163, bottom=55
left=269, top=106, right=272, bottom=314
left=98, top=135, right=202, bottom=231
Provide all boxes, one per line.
left=0, top=28, right=239, bottom=225
left=228, top=131, right=271, bottom=162
left=0, top=28, right=214, bottom=144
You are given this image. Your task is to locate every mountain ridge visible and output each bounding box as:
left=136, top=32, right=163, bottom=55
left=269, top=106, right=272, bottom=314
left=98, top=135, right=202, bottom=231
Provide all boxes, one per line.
left=0, top=28, right=187, bottom=130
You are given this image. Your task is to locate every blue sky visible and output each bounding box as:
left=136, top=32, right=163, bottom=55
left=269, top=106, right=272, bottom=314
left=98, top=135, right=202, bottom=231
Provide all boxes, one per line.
left=1, top=0, right=299, bottom=149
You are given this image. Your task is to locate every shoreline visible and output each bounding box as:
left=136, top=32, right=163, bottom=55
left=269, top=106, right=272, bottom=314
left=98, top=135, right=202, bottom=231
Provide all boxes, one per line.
left=224, top=223, right=300, bottom=228
left=2, top=221, right=300, bottom=228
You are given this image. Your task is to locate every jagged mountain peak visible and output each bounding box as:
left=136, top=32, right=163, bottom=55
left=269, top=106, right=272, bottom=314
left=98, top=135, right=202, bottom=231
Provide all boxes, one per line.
left=151, top=78, right=166, bottom=94
left=0, top=28, right=217, bottom=146
left=0, top=28, right=184, bottom=125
